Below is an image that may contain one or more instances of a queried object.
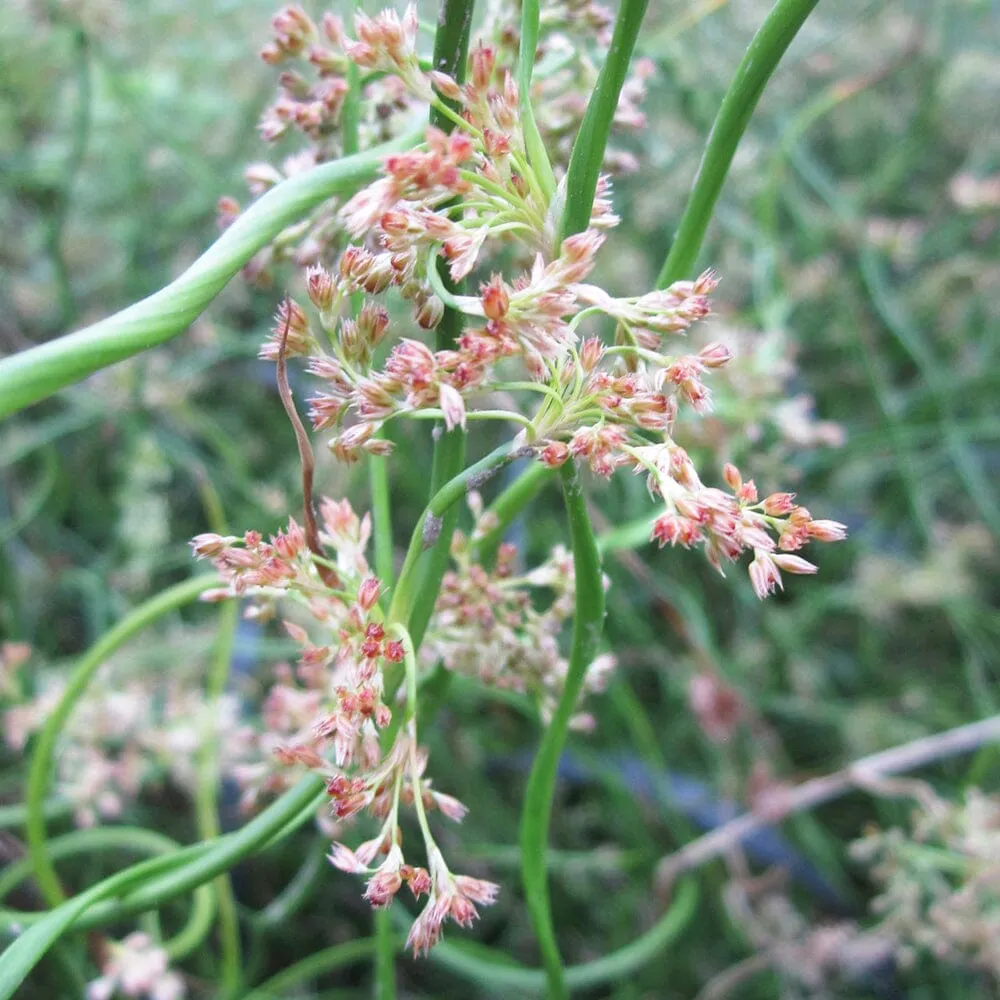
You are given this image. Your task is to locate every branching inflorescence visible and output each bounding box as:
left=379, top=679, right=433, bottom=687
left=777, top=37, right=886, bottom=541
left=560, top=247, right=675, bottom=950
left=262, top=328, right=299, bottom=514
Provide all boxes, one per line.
left=184, top=2, right=847, bottom=957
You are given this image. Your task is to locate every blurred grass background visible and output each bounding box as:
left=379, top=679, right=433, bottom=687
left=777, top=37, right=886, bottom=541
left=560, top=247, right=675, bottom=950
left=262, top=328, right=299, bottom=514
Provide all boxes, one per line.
left=1, top=0, right=999, bottom=997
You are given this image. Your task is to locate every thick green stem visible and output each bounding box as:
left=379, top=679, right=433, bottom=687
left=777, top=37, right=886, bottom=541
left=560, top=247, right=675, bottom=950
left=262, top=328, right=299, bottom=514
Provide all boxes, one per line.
left=0, top=129, right=422, bottom=419
left=512, top=2, right=646, bottom=989
left=429, top=0, right=475, bottom=131
left=388, top=442, right=516, bottom=644
left=25, top=574, right=218, bottom=907
left=656, top=0, right=820, bottom=286
left=519, top=462, right=606, bottom=1000
left=560, top=0, right=650, bottom=241
left=370, top=444, right=395, bottom=589
left=469, top=460, right=553, bottom=565
left=0, top=828, right=214, bottom=960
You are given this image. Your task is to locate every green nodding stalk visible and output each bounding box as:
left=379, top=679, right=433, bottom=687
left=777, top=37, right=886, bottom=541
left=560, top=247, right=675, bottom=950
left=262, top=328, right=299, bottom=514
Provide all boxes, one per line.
left=406, top=0, right=478, bottom=654
left=560, top=0, right=650, bottom=241
left=657, top=0, right=819, bottom=286
left=518, top=0, right=557, bottom=201
left=0, top=129, right=422, bottom=419
left=25, top=574, right=218, bottom=908
left=519, top=463, right=606, bottom=999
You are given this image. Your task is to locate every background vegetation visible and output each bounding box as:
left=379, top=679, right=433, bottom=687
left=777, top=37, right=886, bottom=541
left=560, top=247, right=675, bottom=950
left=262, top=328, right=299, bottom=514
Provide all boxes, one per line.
left=1, top=0, right=998, bottom=996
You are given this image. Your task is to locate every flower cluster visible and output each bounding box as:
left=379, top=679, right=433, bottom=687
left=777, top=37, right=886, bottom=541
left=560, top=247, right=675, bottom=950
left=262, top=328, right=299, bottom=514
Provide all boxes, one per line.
left=242, top=8, right=846, bottom=595
left=192, top=500, right=502, bottom=951
left=189, top=0, right=850, bottom=958
left=427, top=531, right=614, bottom=730
left=86, top=933, right=184, bottom=1000
left=222, top=2, right=654, bottom=282
left=851, top=787, right=1000, bottom=981
left=2, top=647, right=252, bottom=828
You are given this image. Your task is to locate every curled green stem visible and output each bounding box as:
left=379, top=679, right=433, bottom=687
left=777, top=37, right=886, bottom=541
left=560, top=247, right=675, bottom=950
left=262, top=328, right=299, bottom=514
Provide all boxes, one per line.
left=0, top=128, right=422, bottom=419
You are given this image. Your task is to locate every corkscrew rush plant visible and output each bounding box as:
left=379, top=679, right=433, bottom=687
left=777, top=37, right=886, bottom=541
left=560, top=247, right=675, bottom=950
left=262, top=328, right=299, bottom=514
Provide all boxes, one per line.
left=0, top=1, right=844, bottom=997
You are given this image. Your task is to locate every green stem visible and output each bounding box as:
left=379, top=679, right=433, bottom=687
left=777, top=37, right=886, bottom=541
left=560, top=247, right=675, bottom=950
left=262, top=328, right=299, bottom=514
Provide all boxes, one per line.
left=405, top=0, right=478, bottom=662
left=560, top=0, right=651, bottom=240
left=370, top=443, right=395, bottom=590
left=387, top=442, right=517, bottom=635
left=656, top=0, right=819, bottom=286
left=244, top=939, right=379, bottom=1000
left=519, top=462, right=606, bottom=1000
left=518, top=0, right=557, bottom=201
left=195, top=598, right=243, bottom=996
left=25, top=574, right=218, bottom=907
left=429, top=0, right=475, bottom=131
left=469, top=460, right=553, bottom=565
left=0, top=776, right=324, bottom=1000
left=0, top=129, right=422, bottom=418
left=421, top=878, right=699, bottom=993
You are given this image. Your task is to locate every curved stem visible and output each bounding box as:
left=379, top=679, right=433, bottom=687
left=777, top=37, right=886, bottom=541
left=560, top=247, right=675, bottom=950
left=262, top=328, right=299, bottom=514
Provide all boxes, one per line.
left=0, top=128, right=422, bottom=418
left=519, top=461, right=606, bottom=1000
left=244, top=939, right=379, bottom=999
left=405, top=0, right=479, bottom=666
left=656, top=0, right=819, bottom=286
left=560, top=0, right=651, bottom=240
left=420, top=878, right=699, bottom=993
left=25, top=574, right=218, bottom=907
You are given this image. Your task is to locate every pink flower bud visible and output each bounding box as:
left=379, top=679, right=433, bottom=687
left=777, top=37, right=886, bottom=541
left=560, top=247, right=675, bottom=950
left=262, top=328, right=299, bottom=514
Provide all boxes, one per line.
left=723, top=463, right=742, bottom=491
left=807, top=519, right=848, bottom=542
left=480, top=275, right=509, bottom=320
left=772, top=554, right=818, bottom=575
left=357, top=575, right=381, bottom=611
left=470, top=43, right=495, bottom=90
left=357, top=302, right=390, bottom=345
left=190, top=533, right=233, bottom=558
left=415, top=296, right=444, bottom=330
left=539, top=441, right=570, bottom=468
left=438, top=383, right=467, bottom=431
left=580, top=337, right=604, bottom=371
left=698, top=342, right=733, bottom=368
left=306, top=265, right=336, bottom=311
left=430, top=71, right=462, bottom=100
left=761, top=492, right=795, bottom=516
